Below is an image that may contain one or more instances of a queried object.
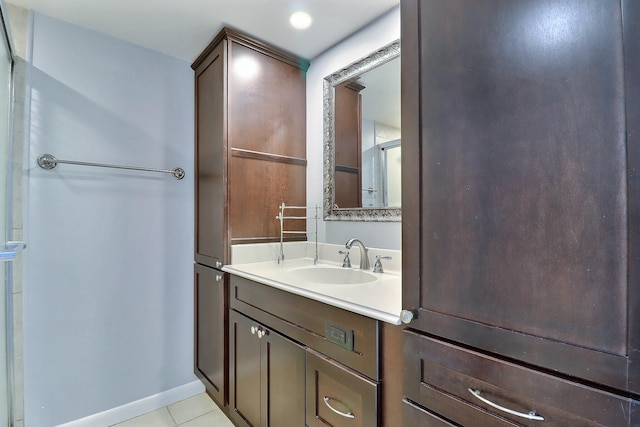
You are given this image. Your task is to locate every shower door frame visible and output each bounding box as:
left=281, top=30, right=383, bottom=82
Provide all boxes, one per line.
left=0, top=1, right=17, bottom=426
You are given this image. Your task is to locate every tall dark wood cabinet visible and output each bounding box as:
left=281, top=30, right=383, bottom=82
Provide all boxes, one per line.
left=401, top=0, right=640, bottom=425
left=193, top=27, right=309, bottom=268
left=192, top=28, right=308, bottom=408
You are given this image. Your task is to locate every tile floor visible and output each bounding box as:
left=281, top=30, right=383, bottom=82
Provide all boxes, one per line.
left=110, top=393, right=234, bottom=427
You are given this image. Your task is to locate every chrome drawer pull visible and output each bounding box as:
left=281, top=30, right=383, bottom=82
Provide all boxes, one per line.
left=468, top=389, right=544, bottom=421
left=323, top=396, right=355, bottom=419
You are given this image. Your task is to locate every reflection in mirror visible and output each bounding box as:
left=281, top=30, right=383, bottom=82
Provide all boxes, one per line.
left=323, top=40, right=401, bottom=221
left=360, top=59, right=401, bottom=208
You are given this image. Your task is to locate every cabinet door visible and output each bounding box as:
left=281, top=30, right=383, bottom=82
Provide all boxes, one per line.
left=229, top=310, right=306, bottom=427
left=263, top=324, right=306, bottom=427
left=226, top=40, right=307, bottom=246
left=194, top=40, right=228, bottom=268
left=230, top=310, right=262, bottom=427
left=401, top=0, right=638, bottom=393
left=194, top=264, right=227, bottom=406
left=227, top=42, right=306, bottom=159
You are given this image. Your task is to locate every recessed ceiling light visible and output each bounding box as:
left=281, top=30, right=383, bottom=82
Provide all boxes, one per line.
left=290, top=11, right=312, bottom=30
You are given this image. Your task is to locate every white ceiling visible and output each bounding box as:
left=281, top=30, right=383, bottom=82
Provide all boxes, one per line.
left=5, top=0, right=399, bottom=62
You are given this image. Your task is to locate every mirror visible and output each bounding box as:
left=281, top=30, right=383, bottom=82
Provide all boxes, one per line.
left=323, top=40, right=401, bottom=221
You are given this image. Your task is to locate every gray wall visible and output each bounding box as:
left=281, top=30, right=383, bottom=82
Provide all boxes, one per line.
left=23, top=13, right=196, bottom=426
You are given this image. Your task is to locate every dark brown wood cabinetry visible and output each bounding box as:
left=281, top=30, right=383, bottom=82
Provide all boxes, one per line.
left=229, top=310, right=306, bottom=427
left=228, top=275, right=400, bottom=427
left=193, top=28, right=309, bottom=270
left=401, top=0, right=640, bottom=424
left=306, top=349, right=378, bottom=427
left=192, top=27, right=308, bottom=407
left=194, top=40, right=226, bottom=269
left=404, top=331, right=639, bottom=427
left=230, top=275, right=379, bottom=379
left=194, top=264, right=228, bottom=407
left=403, top=400, right=457, bottom=427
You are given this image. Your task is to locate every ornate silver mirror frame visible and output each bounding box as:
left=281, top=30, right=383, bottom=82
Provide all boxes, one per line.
left=323, top=40, right=401, bottom=221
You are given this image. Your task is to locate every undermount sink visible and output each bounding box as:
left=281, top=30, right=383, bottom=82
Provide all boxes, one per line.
left=287, top=266, right=378, bottom=285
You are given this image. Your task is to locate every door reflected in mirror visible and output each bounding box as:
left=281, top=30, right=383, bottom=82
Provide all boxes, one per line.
left=377, top=139, right=401, bottom=207
left=324, top=40, right=401, bottom=221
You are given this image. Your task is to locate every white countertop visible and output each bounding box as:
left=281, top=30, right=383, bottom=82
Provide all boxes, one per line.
left=222, top=243, right=402, bottom=325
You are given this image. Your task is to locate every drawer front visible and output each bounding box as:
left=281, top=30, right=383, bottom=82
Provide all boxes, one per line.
left=306, top=349, right=378, bottom=427
left=403, top=399, right=458, bottom=427
left=230, top=275, right=379, bottom=379
left=404, top=330, right=635, bottom=427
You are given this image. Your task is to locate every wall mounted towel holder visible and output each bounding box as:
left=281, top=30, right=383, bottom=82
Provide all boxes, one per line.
left=275, top=203, right=318, bottom=264
left=37, top=153, right=185, bottom=180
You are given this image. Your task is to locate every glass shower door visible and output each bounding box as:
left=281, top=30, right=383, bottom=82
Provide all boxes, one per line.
left=0, top=4, right=14, bottom=426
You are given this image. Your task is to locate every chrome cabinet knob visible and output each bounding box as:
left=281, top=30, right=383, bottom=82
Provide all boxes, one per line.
left=400, top=309, right=416, bottom=324
left=215, top=274, right=222, bottom=282
left=251, top=326, right=268, bottom=338
left=215, top=261, right=222, bottom=268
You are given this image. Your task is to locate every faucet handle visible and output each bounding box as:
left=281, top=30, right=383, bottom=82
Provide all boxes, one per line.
left=373, top=255, right=392, bottom=273
left=339, top=250, right=351, bottom=268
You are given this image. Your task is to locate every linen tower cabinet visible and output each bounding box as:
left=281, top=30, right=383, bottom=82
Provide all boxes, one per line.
left=191, top=28, right=308, bottom=412
left=401, top=0, right=640, bottom=425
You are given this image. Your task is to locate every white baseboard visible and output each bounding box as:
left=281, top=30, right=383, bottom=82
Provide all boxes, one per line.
left=55, top=380, right=205, bottom=427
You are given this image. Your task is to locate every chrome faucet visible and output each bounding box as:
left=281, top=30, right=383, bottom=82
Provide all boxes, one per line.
left=345, top=238, right=370, bottom=270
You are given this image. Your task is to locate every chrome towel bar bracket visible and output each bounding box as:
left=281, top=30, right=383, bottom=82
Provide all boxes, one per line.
left=37, top=153, right=185, bottom=180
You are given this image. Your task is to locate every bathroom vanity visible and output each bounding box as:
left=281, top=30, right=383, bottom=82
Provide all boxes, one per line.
left=191, top=23, right=404, bottom=426
left=223, top=243, right=403, bottom=427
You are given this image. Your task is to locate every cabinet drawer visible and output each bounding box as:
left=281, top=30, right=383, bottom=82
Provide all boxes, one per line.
left=306, top=349, right=378, bottom=427
left=405, top=330, right=638, bottom=426
left=403, top=399, right=458, bottom=427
